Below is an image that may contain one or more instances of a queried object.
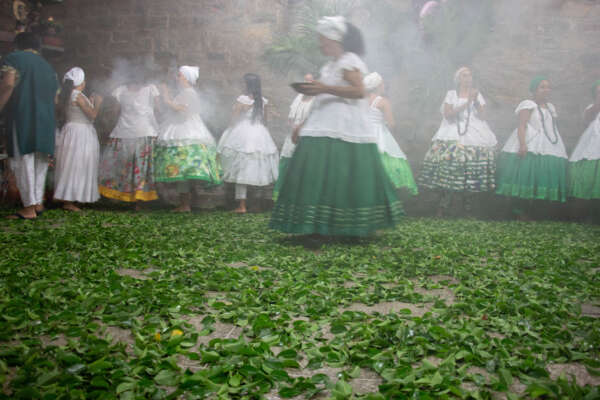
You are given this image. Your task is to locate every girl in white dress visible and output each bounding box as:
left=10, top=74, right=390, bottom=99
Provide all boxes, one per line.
left=496, top=76, right=568, bottom=219
left=54, top=67, right=102, bottom=211
left=155, top=66, right=222, bottom=212
left=217, top=73, right=278, bottom=213
left=99, top=72, right=160, bottom=209
left=568, top=80, right=600, bottom=201
left=272, top=73, right=315, bottom=201
left=364, top=72, right=417, bottom=195
left=418, top=67, right=497, bottom=215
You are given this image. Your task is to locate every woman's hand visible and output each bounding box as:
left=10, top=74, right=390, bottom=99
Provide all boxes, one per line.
left=91, top=94, right=103, bottom=108
left=469, top=89, right=479, bottom=103
left=518, top=144, right=528, bottom=158
left=292, top=124, right=302, bottom=144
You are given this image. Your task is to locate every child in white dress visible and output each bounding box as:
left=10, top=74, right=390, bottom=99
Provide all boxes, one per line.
left=54, top=67, right=102, bottom=211
left=217, top=73, right=278, bottom=213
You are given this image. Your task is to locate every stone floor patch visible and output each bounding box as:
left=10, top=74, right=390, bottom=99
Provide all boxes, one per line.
left=547, top=363, right=600, bottom=386
left=581, top=303, right=600, bottom=318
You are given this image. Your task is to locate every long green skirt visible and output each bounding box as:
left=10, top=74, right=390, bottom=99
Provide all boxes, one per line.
left=496, top=152, right=567, bottom=202
left=272, top=156, right=290, bottom=202
left=381, top=153, right=418, bottom=195
left=269, top=137, right=403, bottom=237
left=568, top=159, right=600, bottom=200
left=154, top=143, right=222, bottom=185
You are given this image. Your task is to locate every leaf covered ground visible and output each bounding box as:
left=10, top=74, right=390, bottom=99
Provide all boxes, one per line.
left=0, top=210, right=599, bottom=399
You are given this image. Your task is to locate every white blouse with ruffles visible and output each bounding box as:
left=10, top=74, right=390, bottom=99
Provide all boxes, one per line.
left=431, top=90, right=497, bottom=148
left=299, top=52, right=376, bottom=144
left=501, top=100, right=567, bottom=159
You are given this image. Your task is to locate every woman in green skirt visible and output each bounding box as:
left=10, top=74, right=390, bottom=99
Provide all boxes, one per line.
left=568, top=80, right=600, bottom=218
left=269, top=16, right=403, bottom=237
left=496, top=76, right=568, bottom=219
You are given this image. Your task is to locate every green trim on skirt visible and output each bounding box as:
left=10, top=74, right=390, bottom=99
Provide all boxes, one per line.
left=568, top=159, right=600, bottom=200
left=496, top=152, right=567, bottom=202
left=272, top=156, right=290, bottom=201
left=269, top=137, right=403, bottom=237
left=154, top=144, right=222, bottom=185
left=380, top=153, right=418, bottom=195
left=418, top=140, right=496, bottom=192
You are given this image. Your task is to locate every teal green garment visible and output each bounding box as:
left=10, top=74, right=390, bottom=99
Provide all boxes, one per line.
left=2, top=51, right=58, bottom=157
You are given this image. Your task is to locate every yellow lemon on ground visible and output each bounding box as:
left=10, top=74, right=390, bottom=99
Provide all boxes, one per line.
left=250, top=266, right=260, bottom=271
left=171, top=329, right=183, bottom=338
left=154, top=332, right=161, bottom=341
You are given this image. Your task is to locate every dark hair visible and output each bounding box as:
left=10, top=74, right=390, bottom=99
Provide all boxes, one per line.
left=342, top=23, right=365, bottom=56
left=14, top=32, right=41, bottom=51
left=244, top=73, right=263, bottom=123
left=57, top=79, right=75, bottom=129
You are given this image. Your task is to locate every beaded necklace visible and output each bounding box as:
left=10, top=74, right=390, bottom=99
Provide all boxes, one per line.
left=537, top=104, right=558, bottom=145
left=456, top=99, right=472, bottom=137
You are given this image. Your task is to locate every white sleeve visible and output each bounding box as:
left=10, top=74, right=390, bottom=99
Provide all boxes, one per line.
left=440, top=91, right=456, bottom=114
left=148, top=84, right=160, bottom=98
left=111, top=86, right=124, bottom=101
left=477, top=92, right=486, bottom=106
left=236, top=95, right=254, bottom=105
left=515, top=99, right=537, bottom=115
left=338, top=52, right=368, bottom=75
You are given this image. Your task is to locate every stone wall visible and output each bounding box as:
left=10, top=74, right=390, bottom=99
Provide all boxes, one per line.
left=58, top=0, right=600, bottom=157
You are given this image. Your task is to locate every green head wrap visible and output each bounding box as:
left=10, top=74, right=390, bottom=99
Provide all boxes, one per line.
left=529, top=75, right=548, bottom=93
left=592, top=80, right=600, bottom=98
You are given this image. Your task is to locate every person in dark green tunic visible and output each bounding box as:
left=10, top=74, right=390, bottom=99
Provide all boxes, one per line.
left=0, top=33, right=58, bottom=219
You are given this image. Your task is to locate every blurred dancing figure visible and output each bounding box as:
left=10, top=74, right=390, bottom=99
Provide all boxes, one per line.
left=270, top=16, right=402, bottom=237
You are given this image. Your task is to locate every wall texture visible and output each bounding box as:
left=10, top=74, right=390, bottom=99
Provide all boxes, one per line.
left=57, top=0, right=600, bottom=161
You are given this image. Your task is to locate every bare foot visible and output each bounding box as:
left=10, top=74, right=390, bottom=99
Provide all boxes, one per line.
left=63, top=203, right=82, bottom=212
left=172, top=205, right=191, bottom=213
left=233, top=207, right=247, bottom=214
left=35, top=204, right=46, bottom=214
left=6, top=206, right=37, bottom=220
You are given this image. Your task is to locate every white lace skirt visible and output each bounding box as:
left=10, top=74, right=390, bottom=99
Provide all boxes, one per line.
left=54, top=122, right=100, bottom=202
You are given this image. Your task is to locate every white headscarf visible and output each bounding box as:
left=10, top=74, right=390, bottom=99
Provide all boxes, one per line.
left=454, top=66, right=470, bottom=85
left=179, top=66, right=200, bottom=85
left=64, top=67, right=85, bottom=87
left=364, top=72, right=383, bottom=92
left=316, top=16, right=347, bottom=42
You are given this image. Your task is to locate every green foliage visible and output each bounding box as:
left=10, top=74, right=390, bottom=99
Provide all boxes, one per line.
left=1, top=209, right=599, bottom=398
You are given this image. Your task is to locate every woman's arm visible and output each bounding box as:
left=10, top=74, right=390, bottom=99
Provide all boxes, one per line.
left=0, top=69, right=16, bottom=111
left=296, top=69, right=365, bottom=99
left=517, top=108, right=532, bottom=157
left=378, top=97, right=396, bottom=129
left=76, top=93, right=103, bottom=121
left=583, top=103, right=600, bottom=128
left=159, top=84, right=187, bottom=113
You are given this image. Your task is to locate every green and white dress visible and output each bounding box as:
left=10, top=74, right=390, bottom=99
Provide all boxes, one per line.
left=269, top=52, right=403, bottom=237
left=568, top=104, right=600, bottom=199
left=154, top=87, right=222, bottom=185
left=418, top=90, right=497, bottom=192
left=368, top=96, right=417, bottom=194
left=272, top=94, right=314, bottom=201
left=496, top=100, right=568, bottom=202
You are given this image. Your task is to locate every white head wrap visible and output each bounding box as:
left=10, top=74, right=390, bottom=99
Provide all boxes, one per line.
left=316, top=16, right=347, bottom=42
left=454, top=66, right=470, bottom=85
left=179, top=66, right=200, bottom=85
left=63, top=67, right=85, bottom=87
left=363, top=72, right=383, bottom=92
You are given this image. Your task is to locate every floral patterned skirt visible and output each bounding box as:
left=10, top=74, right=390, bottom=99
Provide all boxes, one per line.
left=99, top=137, right=158, bottom=202
left=154, top=143, right=222, bottom=185
left=418, top=140, right=496, bottom=192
